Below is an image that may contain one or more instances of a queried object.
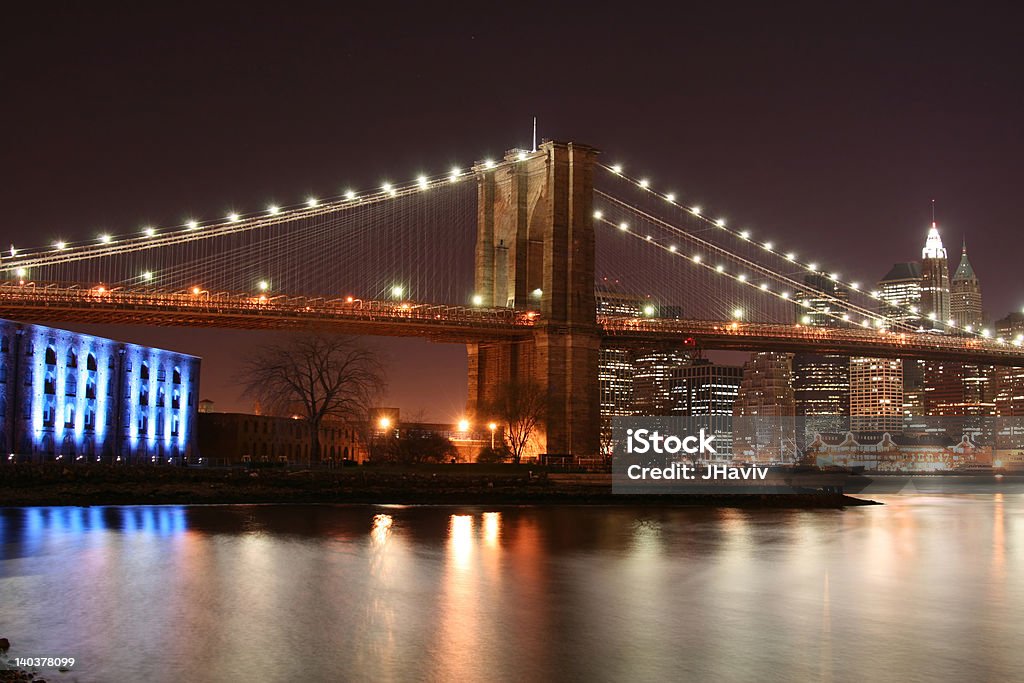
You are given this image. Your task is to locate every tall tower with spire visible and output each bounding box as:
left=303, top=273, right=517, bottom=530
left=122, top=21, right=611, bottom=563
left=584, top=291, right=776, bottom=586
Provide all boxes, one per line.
left=920, top=219, right=951, bottom=330
left=950, top=239, right=983, bottom=330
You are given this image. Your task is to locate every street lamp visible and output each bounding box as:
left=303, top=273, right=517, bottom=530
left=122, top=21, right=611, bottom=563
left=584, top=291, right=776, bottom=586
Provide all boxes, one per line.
left=488, top=421, right=497, bottom=449
left=457, top=418, right=470, bottom=432
left=378, top=416, right=392, bottom=430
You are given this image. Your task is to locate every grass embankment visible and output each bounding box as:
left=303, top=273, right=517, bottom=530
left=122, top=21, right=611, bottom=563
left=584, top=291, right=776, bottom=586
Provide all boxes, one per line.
left=0, top=463, right=875, bottom=508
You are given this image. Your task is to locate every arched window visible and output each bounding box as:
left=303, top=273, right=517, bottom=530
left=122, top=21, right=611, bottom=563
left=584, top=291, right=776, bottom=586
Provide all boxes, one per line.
left=140, top=362, right=150, bottom=381
left=157, top=386, right=165, bottom=406
left=140, top=385, right=149, bottom=406
left=44, top=371, right=56, bottom=395
left=65, top=371, right=77, bottom=396
left=86, top=377, right=96, bottom=399
left=172, top=389, right=180, bottom=408
left=0, top=335, right=8, bottom=353
left=173, top=367, right=181, bottom=384
left=45, top=346, right=57, bottom=366
left=65, top=403, right=75, bottom=428
left=67, top=348, right=78, bottom=368
left=87, top=353, right=97, bottom=371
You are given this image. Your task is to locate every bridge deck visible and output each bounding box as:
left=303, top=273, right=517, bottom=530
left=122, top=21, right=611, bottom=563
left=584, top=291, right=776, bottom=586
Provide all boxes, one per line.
left=1, top=285, right=1022, bottom=365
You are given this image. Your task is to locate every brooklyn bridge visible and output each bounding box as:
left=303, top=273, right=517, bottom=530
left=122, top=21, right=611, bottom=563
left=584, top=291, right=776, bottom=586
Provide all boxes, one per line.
left=2, top=141, right=1022, bottom=455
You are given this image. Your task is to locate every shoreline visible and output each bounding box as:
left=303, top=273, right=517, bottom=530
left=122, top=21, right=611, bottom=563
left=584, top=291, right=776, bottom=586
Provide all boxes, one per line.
left=0, top=464, right=877, bottom=509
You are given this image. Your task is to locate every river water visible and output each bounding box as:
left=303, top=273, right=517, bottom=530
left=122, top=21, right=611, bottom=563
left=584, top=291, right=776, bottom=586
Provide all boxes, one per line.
left=1, top=491, right=1022, bottom=682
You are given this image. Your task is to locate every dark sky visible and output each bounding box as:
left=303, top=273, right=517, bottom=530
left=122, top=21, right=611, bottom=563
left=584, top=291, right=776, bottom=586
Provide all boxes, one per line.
left=3, top=1, right=1023, bottom=420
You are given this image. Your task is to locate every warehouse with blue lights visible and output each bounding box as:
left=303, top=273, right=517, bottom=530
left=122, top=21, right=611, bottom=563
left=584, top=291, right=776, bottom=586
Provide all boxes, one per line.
left=0, top=319, right=200, bottom=462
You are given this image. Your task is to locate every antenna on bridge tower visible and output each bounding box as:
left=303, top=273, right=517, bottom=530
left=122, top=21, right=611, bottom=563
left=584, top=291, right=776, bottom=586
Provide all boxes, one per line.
left=532, top=116, right=537, bottom=152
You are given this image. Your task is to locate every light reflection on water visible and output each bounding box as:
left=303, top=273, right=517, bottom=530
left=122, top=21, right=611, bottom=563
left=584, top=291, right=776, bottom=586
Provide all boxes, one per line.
left=0, top=497, right=1022, bottom=682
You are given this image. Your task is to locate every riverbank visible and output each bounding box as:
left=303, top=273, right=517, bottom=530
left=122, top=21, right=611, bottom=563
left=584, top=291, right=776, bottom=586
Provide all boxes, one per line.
left=0, top=464, right=876, bottom=508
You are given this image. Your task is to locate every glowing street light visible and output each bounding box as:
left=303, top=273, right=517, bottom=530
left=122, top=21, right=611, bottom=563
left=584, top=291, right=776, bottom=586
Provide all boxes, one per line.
left=378, top=416, right=392, bottom=430
left=488, top=421, right=498, bottom=449
left=258, top=280, right=269, bottom=291
left=471, top=294, right=483, bottom=306
left=457, top=418, right=470, bottom=432
left=391, top=285, right=404, bottom=299
left=643, top=305, right=655, bottom=316
left=732, top=308, right=744, bottom=320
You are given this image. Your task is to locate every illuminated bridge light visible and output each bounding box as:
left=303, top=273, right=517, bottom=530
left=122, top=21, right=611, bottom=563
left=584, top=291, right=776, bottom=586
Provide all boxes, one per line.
left=16, top=268, right=27, bottom=278
left=143, top=227, right=156, bottom=236
left=471, top=294, right=483, bottom=306
left=391, top=285, right=404, bottom=298
left=517, top=151, right=528, bottom=161
left=186, top=220, right=199, bottom=230
left=306, top=197, right=319, bottom=208
left=691, top=206, right=702, bottom=216
left=267, top=205, right=280, bottom=215
left=665, top=193, right=676, bottom=202
left=449, top=167, right=461, bottom=182
left=228, top=213, right=240, bottom=223
left=668, top=245, right=677, bottom=252
left=802, top=315, right=812, bottom=324
left=593, top=210, right=603, bottom=220
left=807, top=262, right=818, bottom=271
left=737, top=274, right=747, bottom=282
left=739, top=230, right=750, bottom=239
left=643, top=305, right=655, bottom=316
left=258, top=280, right=269, bottom=291
left=786, top=252, right=796, bottom=261
left=618, top=222, right=629, bottom=231
left=781, top=291, right=790, bottom=299
left=142, top=271, right=153, bottom=281
left=850, top=282, right=860, bottom=290
left=717, top=218, right=727, bottom=228
left=345, top=190, right=356, bottom=201
left=417, top=176, right=429, bottom=189
left=54, top=240, right=66, bottom=250
left=716, top=264, right=724, bottom=273
left=763, top=242, right=773, bottom=251
left=732, top=308, right=744, bottom=319
left=99, top=234, right=112, bottom=244
left=483, top=159, right=495, bottom=169
left=639, top=178, right=649, bottom=189
left=760, top=283, right=769, bottom=290
left=611, top=164, right=623, bottom=174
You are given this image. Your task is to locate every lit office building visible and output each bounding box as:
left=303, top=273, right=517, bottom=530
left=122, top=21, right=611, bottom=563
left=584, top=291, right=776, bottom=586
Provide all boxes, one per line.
left=920, top=222, right=951, bottom=330
left=0, top=319, right=200, bottom=462
left=733, top=352, right=796, bottom=461
left=666, top=359, right=742, bottom=459
left=849, top=356, right=903, bottom=433
left=792, top=353, right=850, bottom=444
left=950, top=240, right=984, bottom=331
left=994, top=313, right=1024, bottom=417
left=632, top=346, right=693, bottom=415
left=877, top=261, right=922, bottom=326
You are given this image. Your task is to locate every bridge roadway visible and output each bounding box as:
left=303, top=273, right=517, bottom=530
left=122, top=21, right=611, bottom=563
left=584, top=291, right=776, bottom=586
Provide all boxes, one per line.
left=1, top=284, right=1022, bottom=365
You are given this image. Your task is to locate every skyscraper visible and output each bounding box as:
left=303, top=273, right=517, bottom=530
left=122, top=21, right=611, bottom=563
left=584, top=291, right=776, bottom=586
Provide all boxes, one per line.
left=950, top=240, right=984, bottom=331
left=793, top=353, right=850, bottom=445
left=668, top=359, right=743, bottom=459
left=877, top=261, right=922, bottom=326
left=920, top=222, right=951, bottom=330
left=849, top=357, right=903, bottom=433
left=632, top=346, right=693, bottom=415
left=733, top=352, right=796, bottom=461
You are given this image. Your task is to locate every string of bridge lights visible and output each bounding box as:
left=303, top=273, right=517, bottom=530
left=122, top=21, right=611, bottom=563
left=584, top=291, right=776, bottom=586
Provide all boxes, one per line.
left=3, top=151, right=541, bottom=275
left=598, top=161, right=1015, bottom=343
left=591, top=208, right=900, bottom=333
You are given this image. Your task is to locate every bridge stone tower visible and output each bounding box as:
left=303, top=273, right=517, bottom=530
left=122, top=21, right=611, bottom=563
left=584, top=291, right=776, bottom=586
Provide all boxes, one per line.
left=467, top=141, right=601, bottom=457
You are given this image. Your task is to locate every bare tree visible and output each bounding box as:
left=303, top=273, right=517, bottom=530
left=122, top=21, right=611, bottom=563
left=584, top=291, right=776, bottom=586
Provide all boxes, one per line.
left=491, top=381, right=547, bottom=464
left=239, top=332, right=385, bottom=464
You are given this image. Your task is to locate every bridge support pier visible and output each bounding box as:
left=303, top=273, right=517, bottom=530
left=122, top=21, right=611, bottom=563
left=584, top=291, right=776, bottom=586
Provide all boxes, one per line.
left=467, top=141, right=601, bottom=457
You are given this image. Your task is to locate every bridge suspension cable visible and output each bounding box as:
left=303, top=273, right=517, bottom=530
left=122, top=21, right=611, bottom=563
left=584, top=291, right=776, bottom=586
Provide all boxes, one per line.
left=596, top=160, right=996, bottom=341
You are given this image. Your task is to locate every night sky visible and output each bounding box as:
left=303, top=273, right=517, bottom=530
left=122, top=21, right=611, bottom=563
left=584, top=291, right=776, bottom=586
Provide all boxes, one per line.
left=4, top=2, right=1022, bottom=420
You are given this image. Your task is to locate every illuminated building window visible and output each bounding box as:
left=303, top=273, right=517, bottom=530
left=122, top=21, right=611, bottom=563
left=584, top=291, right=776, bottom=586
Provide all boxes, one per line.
left=65, top=371, right=77, bottom=396
left=44, top=346, right=56, bottom=366
left=173, top=367, right=181, bottom=384
left=44, top=371, right=56, bottom=395
left=67, top=349, right=77, bottom=368
left=0, top=335, right=8, bottom=353
left=157, top=386, right=165, bottom=406
left=140, top=362, right=149, bottom=381
left=140, top=385, right=149, bottom=406
left=64, top=403, right=75, bottom=428
left=86, top=353, right=97, bottom=371
left=86, top=378, right=96, bottom=399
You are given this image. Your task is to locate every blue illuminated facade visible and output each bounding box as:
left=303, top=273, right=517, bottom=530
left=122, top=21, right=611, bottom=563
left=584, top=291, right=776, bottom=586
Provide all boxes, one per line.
left=0, top=319, right=200, bottom=462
